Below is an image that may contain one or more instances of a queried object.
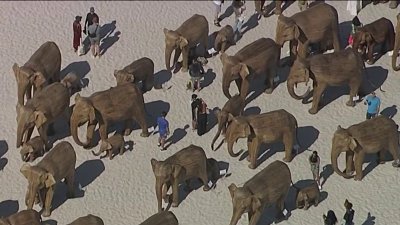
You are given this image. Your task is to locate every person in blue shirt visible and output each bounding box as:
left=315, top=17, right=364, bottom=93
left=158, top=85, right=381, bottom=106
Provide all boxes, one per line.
left=157, top=111, right=170, bottom=151
left=364, top=92, right=381, bottom=119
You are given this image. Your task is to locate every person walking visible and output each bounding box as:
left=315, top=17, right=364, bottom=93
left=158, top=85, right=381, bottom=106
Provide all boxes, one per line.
left=309, top=151, right=322, bottom=190
left=232, top=0, right=246, bottom=42
left=73, top=16, right=82, bottom=53
left=83, top=7, right=99, bottom=35
left=191, top=94, right=201, bottom=131
left=343, top=199, right=355, bottom=225
left=188, top=58, right=205, bottom=92
left=364, top=91, right=381, bottom=119
left=87, top=17, right=101, bottom=58
left=323, top=210, right=338, bottom=225
left=156, top=111, right=170, bottom=151
left=213, top=0, right=224, bottom=27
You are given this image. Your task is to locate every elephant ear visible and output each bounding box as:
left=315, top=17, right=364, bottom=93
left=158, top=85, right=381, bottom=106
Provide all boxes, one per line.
left=365, top=32, right=373, bottom=43
left=232, top=63, right=249, bottom=80
left=178, top=36, right=189, bottom=49
left=348, top=137, right=359, bottom=152
left=45, top=173, right=56, bottom=188
left=228, top=183, right=237, bottom=198
left=293, top=24, right=300, bottom=39
left=34, top=111, right=47, bottom=128
left=20, top=163, right=31, bottom=179
left=88, top=104, right=96, bottom=124
left=150, top=158, right=159, bottom=172
left=31, top=72, right=47, bottom=88
left=243, top=121, right=252, bottom=137
left=337, top=125, right=343, bottom=131
left=12, top=63, right=20, bottom=78
left=251, top=196, right=262, bottom=212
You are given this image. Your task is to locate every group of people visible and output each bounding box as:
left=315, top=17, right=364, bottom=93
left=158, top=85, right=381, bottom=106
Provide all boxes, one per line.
left=323, top=199, right=355, bottom=225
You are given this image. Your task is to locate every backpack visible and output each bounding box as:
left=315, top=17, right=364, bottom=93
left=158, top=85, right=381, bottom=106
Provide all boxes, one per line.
left=88, top=25, right=98, bottom=38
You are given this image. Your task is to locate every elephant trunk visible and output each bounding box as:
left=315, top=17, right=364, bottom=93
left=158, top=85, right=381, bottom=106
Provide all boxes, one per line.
left=222, top=80, right=232, bottom=99
left=211, top=124, right=223, bottom=151
left=229, top=209, right=242, bottom=225
left=331, top=148, right=352, bottom=179
left=155, top=181, right=163, bottom=212
left=17, top=82, right=29, bottom=106
left=165, top=47, right=173, bottom=71
left=227, top=138, right=241, bottom=157
left=287, top=80, right=310, bottom=100
left=392, top=38, right=400, bottom=71
left=26, top=183, right=38, bottom=209
left=70, top=118, right=94, bottom=147
left=16, top=121, right=26, bottom=148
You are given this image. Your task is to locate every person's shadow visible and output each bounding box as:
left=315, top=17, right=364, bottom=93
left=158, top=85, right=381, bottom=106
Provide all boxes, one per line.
left=380, top=105, right=397, bottom=119
left=100, top=31, right=121, bottom=56
left=362, top=212, right=376, bottom=225
left=165, top=125, right=190, bottom=149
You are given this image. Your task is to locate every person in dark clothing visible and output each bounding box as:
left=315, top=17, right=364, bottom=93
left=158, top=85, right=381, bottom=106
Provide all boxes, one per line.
left=83, top=7, right=99, bottom=35
left=323, top=210, right=338, bottom=225
left=343, top=199, right=355, bottom=225
left=196, top=98, right=208, bottom=136
left=73, top=16, right=82, bottom=52
left=188, top=58, right=205, bottom=92
left=191, top=94, right=201, bottom=131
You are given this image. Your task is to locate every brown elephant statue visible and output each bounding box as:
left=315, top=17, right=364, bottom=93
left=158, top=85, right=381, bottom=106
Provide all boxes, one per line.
left=213, top=25, right=235, bottom=53
left=331, top=116, right=400, bottom=181
left=20, top=141, right=76, bottom=217
left=164, top=14, right=209, bottom=72
left=61, top=72, right=83, bottom=95
left=211, top=94, right=245, bottom=150
left=70, top=83, right=149, bottom=148
left=228, top=160, right=292, bottom=225
left=16, top=82, right=70, bottom=149
left=0, top=209, right=41, bottom=225
left=220, top=38, right=281, bottom=100
left=114, top=57, right=154, bottom=92
left=225, top=109, right=300, bottom=169
left=295, top=182, right=320, bottom=210
left=287, top=48, right=364, bottom=114
left=91, top=133, right=126, bottom=160
left=353, top=17, right=395, bottom=65
left=67, top=214, right=104, bottom=225
left=12, top=41, right=61, bottom=106
left=392, top=13, right=400, bottom=71
left=150, top=144, right=210, bottom=212
left=139, top=211, right=178, bottom=225
left=20, top=136, right=45, bottom=162
left=275, top=2, right=340, bottom=64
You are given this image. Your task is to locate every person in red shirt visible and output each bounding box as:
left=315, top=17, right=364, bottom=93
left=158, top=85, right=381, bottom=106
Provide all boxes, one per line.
left=73, top=16, right=82, bottom=52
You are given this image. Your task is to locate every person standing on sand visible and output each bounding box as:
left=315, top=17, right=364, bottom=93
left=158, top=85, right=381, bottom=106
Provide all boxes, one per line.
left=323, top=210, right=338, bottom=225
left=188, top=58, right=205, bottom=92
left=191, top=94, right=201, bottom=131
left=309, top=151, right=322, bottom=190
left=232, top=0, right=246, bottom=42
left=364, top=91, right=381, bottom=120
left=343, top=199, right=355, bottom=225
left=83, top=7, right=99, bottom=35
left=88, top=17, right=101, bottom=58
left=213, top=0, right=224, bottom=27
left=73, top=16, right=82, bottom=53
left=156, top=111, right=170, bottom=151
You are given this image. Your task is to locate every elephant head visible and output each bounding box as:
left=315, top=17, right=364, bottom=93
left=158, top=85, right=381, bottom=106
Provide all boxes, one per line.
left=114, top=70, right=135, bottom=85
left=20, top=143, right=35, bottom=162
left=392, top=13, right=400, bottom=71
left=20, top=163, right=56, bottom=209
left=12, top=63, right=47, bottom=105
left=211, top=108, right=230, bottom=150
left=331, top=125, right=358, bottom=179
left=0, top=219, right=10, bottom=225
left=275, top=15, right=302, bottom=47
left=220, top=53, right=250, bottom=99
left=225, top=114, right=251, bottom=157
left=228, top=183, right=262, bottom=225
left=352, top=30, right=372, bottom=53
left=163, top=28, right=189, bottom=71
left=70, top=94, right=98, bottom=147
left=92, top=140, right=112, bottom=156
left=151, top=158, right=185, bottom=212
left=286, top=57, right=312, bottom=100
left=16, top=104, right=47, bottom=148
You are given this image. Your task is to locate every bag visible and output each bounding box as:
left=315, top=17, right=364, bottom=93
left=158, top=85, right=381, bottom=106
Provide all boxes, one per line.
left=88, top=25, right=98, bottom=38
left=199, top=100, right=207, bottom=114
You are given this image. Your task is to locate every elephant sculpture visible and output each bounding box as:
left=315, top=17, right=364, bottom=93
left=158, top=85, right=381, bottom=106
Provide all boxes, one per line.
left=295, top=182, right=320, bottom=210
left=20, top=136, right=45, bottom=162
left=114, top=57, right=154, bottom=92
left=353, top=17, right=394, bottom=65
left=225, top=109, right=300, bottom=169
left=20, top=141, right=76, bottom=217
left=0, top=209, right=41, bottom=225
left=392, top=13, right=400, bottom=71
left=211, top=94, right=245, bottom=150
left=91, top=133, right=126, bottom=160
left=287, top=48, right=364, bottom=114
left=139, top=211, right=179, bottom=225
left=331, top=116, right=400, bottom=181
left=220, top=38, right=281, bottom=100
left=213, top=25, right=235, bottom=53
left=67, top=214, right=104, bottom=225
left=16, top=82, right=70, bottom=149
left=61, top=72, right=84, bottom=95
left=275, top=3, right=340, bottom=63
left=164, top=14, right=209, bottom=72
left=70, top=83, right=149, bottom=148
left=228, top=160, right=292, bottom=225
left=12, top=41, right=61, bottom=105
left=150, top=144, right=210, bottom=212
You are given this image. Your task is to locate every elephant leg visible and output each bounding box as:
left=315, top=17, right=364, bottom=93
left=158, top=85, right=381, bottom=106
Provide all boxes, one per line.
left=162, top=182, right=171, bottom=203
left=367, top=43, right=375, bottom=64
left=42, top=187, right=54, bottom=217
left=377, top=151, right=385, bottom=164
left=109, top=150, right=114, bottom=160
left=345, top=151, right=355, bottom=175
left=38, top=124, right=51, bottom=151
left=173, top=48, right=182, bottom=69
left=26, top=84, right=32, bottom=100
left=119, top=145, right=124, bottom=155
left=171, top=179, right=180, bottom=207
left=123, top=119, right=132, bottom=136
left=99, top=122, right=108, bottom=142
left=282, top=134, right=294, bottom=162
left=264, top=68, right=275, bottom=94
left=248, top=138, right=260, bottom=169
left=24, top=126, right=34, bottom=144
left=275, top=196, right=286, bottom=220
left=65, top=171, right=75, bottom=198
left=234, top=79, right=242, bottom=96
left=309, top=83, right=327, bottom=114
left=181, top=47, right=189, bottom=72
left=332, top=30, right=341, bottom=52
left=354, top=153, right=364, bottom=181
left=249, top=210, right=262, bottom=225
left=347, top=81, right=361, bottom=107
left=200, top=167, right=211, bottom=191
left=298, top=41, right=309, bottom=59
left=135, top=116, right=149, bottom=137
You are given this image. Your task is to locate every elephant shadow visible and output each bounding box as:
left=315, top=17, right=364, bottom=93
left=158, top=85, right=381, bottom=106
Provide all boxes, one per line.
left=363, top=150, right=394, bottom=178
left=0, top=200, right=19, bottom=217
left=100, top=20, right=117, bottom=40
left=241, top=13, right=260, bottom=36
left=362, top=212, right=376, bottom=225
left=165, top=125, right=189, bottom=149
left=380, top=105, right=397, bottom=119
left=153, top=70, right=172, bottom=90
left=339, top=21, right=352, bottom=48
left=296, top=126, right=320, bottom=156
left=0, top=140, right=8, bottom=170
left=100, top=31, right=121, bottom=56
left=360, top=66, right=388, bottom=96
left=263, top=0, right=295, bottom=18
left=48, top=114, right=73, bottom=147
left=144, top=100, right=171, bottom=129
left=60, top=61, right=91, bottom=80
left=243, top=106, right=261, bottom=116
left=320, top=164, right=334, bottom=187
left=42, top=219, right=58, bottom=225
left=245, top=75, right=270, bottom=105
left=202, top=68, right=216, bottom=88
left=207, top=107, right=219, bottom=133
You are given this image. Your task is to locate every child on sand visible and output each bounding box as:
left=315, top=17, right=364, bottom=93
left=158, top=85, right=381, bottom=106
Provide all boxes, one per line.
left=73, top=16, right=82, bottom=53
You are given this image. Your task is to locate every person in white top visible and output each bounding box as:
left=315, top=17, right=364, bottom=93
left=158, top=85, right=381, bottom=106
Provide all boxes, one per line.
left=213, top=0, right=224, bottom=27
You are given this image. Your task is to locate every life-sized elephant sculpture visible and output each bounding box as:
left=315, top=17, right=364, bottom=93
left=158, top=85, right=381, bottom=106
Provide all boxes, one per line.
left=91, top=133, right=126, bottom=160
left=392, top=13, right=400, bottom=71
left=0, top=209, right=41, bottom=225
left=12, top=41, right=61, bottom=105
left=287, top=48, right=364, bottom=114
left=114, top=57, right=154, bottom=92
left=150, top=144, right=210, bottom=212
left=61, top=72, right=84, bottom=95
left=228, top=160, right=292, bottom=225
left=20, top=136, right=45, bottom=162
left=225, top=109, right=300, bottom=169
left=67, top=214, right=104, bottom=225
left=331, top=116, right=400, bottom=181
left=295, top=182, right=320, bottom=210
left=213, top=25, right=235, bottom=53
left=211, top=94, right=245, bottom=150
left=16, top=82, right=70, bottom=149
left=353, top=17, right=394, bottom=65
left=70, top=83, right=149, bottom=148
left=220, top=38, right=281, bottom=100
left=139, top=211, right=179, bottom=225
left=164, top=14, right=209, bottom=72
left=275, top=3, right=340, bottom=63
left=20, top=141, right=76, bottom=217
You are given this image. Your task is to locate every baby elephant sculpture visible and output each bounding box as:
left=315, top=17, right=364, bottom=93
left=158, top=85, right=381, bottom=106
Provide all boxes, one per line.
left=114, top=57, right=154, bottom=92
left=139, top=211, right=179, bottom=225
left=295, top=182, right=320, bottom=210
left=61, top=72, right=84, bottom=95
left=150, top=144, right=211, bottom=212
left=213, top=25, right=235, bottom=53
left=67, top=214, right=104, bottom=225
left=20, top=141, right=76, bottom=217
left=20, top=136, right=45, bottom=162
left=0, top=209, right=41, bottom=225
left=91, top=133, right=126, bottom=160
left=331, top=116, right=400, bottom=181
left=228, top=160, right=292, bottom=225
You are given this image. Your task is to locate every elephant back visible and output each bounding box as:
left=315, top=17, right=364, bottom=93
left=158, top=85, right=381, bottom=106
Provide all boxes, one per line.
left=347, top=115, right=397, bottom=142
left=67, top=214, right=104, bottom=225
left=122, top=57, right=154, bottom=80
left=177, top=14, right=208, bottom=33
left=139, top=211, right=179, bottom=225
left=4, top=209, right=42, bottom=225
left=24, top=41, right=61, bottom=78
left=309, top=48, right=360, bottom=74
left=166, top=145, right=207, bottom=173
left=27, top=82, right=70, bottom=112
left=247, top=109, right=295, bottom=132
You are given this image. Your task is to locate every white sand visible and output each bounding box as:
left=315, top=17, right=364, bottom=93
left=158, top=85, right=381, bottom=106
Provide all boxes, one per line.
left=0, top=1, right=399, bottom=224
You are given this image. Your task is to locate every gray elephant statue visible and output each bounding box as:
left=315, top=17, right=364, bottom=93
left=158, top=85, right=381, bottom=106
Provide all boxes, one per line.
left=70, top=83, right=149, bottom=149
left=295, top=182, right=320, bottom=210
left=331, top=116, right=400, bottom=181
left=228, top=160, right=292, bottom=225
left=20, top=136, right=45, bottom=162
left=0, top=209, right=41, bottom=225
left=12, top=41, right=61, bottom=105
left=150, top=144, right=210, bottom=212
left=139, top=211, right=179, bottom=225
left=16, top=82, right=70, bottom=150
left=220, top=38, right=281, bottom=100
left=213, top=25, right=235, bottom=53
left=20, top=141, right=76, bottom=217
left=91, top=133, right=126, bottom=160
left=225, top=109, right=300, bottom=169
left=114, top=57, right=154, bottom=92
left=164, top=14, right=209, bottom=72
left=67, top=214, right=104, bottom=225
